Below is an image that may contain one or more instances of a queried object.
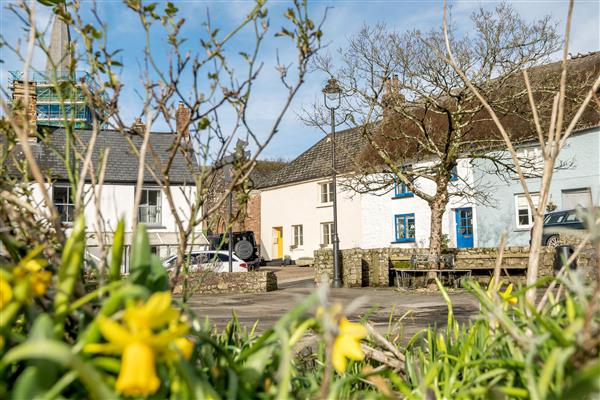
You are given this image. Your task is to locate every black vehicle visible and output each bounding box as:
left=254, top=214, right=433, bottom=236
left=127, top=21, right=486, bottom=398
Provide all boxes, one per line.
left=207, top=231, right=261, bottom=269
left=537, top=209, right=585, bottom=246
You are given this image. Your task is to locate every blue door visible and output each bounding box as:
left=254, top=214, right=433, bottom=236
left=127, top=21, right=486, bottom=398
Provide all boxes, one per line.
left=455, top=207, right=474, bottom=248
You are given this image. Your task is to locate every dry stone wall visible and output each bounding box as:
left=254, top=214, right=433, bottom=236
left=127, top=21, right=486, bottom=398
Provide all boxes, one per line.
left=315, top=234, right=597, bottom=288
left=173, top=271, right=277, bottom=295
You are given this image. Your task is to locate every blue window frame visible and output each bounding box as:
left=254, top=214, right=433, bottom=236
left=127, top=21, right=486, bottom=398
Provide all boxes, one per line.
left=393, top=180, right=413, bottom=198
left=394, top=213, right=416, bottom=242
left=450, top=164, right=459, bottom=181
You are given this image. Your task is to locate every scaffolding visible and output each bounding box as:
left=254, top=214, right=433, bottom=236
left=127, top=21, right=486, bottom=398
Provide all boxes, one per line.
left=9, top=70, right=96, bottom=129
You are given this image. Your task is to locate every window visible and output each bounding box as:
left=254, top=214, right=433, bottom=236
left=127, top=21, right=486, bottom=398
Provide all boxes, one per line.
left=321, top=222, right=334, bottom=246
left=53, top=185, right=75, bottom=223
left=394, top=214, right=416, bottom=242
left=393, top=180, right=413, bottom=198
left=515, top=193, right=540, bottom=229
left=320, top=182, right=334, bottom=203
left=562, top=188, right=592, bottom=209
left=292, top=225, right=304, bottom=247
left=139, top=188, right=162, bottom=225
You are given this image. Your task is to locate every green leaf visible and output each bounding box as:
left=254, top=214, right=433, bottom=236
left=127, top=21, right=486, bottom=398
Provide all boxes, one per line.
left=53, top=215, right=86, bottom=336
left=128, top=223, right=150, bottom=285
left=148, top=254, right=169, bottom=291
left=1, top=340, right=115, bottom=400
left=109, top=219, right=125, bottom=282
left=560, top=359, right=600, bottom=399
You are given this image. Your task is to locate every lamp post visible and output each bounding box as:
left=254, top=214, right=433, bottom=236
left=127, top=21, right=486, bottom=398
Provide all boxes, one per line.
left=323, top=78, right=343, bottom=288
left=222, top=139, right=249, bottom=273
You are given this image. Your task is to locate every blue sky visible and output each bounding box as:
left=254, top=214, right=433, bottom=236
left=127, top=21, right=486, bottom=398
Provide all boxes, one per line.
left=1, top=0, right=599, bottom=161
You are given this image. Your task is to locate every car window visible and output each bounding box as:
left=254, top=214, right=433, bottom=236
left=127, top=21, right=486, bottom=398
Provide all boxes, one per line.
left=563, top=211, right=579, bottom=223
left=192, top=253, right=208, bottom=264
left=544, top=213, right=565, bottom=224
left=217, top=253, right=229, bottom=262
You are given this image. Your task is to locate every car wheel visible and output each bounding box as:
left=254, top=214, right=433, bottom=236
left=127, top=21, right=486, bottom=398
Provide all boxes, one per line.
left=545, top=235, right=560, bottom=247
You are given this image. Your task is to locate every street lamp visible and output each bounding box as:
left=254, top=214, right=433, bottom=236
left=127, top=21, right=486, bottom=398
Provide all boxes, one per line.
left=322, top=78, right=343, bottom=288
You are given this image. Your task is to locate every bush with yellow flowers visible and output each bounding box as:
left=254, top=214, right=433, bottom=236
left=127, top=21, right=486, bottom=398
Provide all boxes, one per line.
left=1, top=214, right=599, bottom=399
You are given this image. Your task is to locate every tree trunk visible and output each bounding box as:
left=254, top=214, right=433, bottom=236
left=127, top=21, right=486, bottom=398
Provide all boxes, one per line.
left=427, top=180, right=449, bottom=285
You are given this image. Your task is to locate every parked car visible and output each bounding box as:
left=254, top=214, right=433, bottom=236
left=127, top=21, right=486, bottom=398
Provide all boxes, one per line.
left=206, top=231, right=261, bottom=269
left=162, top=250, right=248, bottom=273
left=534, top=209, right=586, bottom=246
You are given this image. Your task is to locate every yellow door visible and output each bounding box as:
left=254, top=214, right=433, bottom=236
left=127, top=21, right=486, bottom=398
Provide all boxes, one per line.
left=274, top=227, right=283, bottom=258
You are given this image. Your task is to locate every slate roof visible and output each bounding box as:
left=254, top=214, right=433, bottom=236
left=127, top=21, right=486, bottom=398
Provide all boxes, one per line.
left=6, top=128, right=196, bottom=185
left=258, top=127, right=367, bottom=189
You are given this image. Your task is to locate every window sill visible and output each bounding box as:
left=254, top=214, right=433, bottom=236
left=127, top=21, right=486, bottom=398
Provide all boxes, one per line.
left=144, top=224, right=166, bottom=230
left=391, top=239, right=416, bottom=244
left=317, top=203, right=333, bottom=208
left=392, top=193, right=414, bottom=199
left=514, top=227, right=532, bottom=232
left=290, top=246, right=304, bottom=251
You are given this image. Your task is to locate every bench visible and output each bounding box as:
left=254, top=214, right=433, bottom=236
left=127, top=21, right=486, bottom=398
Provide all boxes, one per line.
left=391, top=268, right=472, bottom=289
left=390, top=253, right=456, bottom=268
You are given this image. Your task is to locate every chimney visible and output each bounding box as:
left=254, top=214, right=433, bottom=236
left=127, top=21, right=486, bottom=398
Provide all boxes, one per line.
left=176, top=102, right=191, bottom=139
left=382, top=74, right=404, bottom=119
left=131, top=117, right=145, bottom=134
left=12, top=80, right=37, bottom=139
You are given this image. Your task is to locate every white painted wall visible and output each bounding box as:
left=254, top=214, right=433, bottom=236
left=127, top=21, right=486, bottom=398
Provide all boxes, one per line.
left=260, top=159, right=480, bottom=260
left=360, top=160, right=477, bottom=249
left=260, top=177, right=362, bottom=260
left=31, top=183, right=202, bottom=245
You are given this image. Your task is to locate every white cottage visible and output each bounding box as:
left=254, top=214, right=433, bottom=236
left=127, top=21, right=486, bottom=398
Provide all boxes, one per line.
left=8, top=127, right=206, bottom=269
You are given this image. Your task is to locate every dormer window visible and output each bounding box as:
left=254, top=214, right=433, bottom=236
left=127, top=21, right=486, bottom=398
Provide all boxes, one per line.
left=394, top=180, right=413, bottom=198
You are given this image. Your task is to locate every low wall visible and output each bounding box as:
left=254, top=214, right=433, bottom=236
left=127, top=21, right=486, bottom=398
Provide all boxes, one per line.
left=173, top=271, right=277, bottom=294
left=315, top=235, right=597, bottom=288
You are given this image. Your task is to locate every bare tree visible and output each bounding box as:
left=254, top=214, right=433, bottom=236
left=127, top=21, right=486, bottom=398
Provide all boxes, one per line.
left=442, top=0, right=600, bottom=304
left=0, top=0, right=323, bottom=300
left=304, top=4, right=594, bottom=272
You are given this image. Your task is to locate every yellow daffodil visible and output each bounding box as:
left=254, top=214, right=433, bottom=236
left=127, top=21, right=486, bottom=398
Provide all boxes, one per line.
left=123, top=291, right=179, bottom=332
left=115, top=341, right=160, bottom=397
left=13, top=258, right=52, bottom=298
left=174, top=337, right=194, bottom=360
left=85, top=291, right=189, bottom=397
left=499, top=283, right=518, bottom=306
left=332, top=318, right=367, bottom=373
left=0, top=275, right=13, bottom=310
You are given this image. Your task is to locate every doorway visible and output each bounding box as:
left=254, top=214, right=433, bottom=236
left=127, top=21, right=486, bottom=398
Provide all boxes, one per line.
left=455, top=207, right=474, bottom=248
left=273, top=227, right=283, bottom=259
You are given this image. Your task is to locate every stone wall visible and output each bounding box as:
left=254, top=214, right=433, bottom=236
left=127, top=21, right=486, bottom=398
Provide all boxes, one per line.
left=315, top=235, right=597, bottom=288
left=559, top=234, right=598, bottom=280
left=173, top=271, right=277, bottom=295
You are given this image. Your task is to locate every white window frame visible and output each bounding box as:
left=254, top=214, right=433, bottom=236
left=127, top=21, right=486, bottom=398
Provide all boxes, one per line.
left=515, top=192, right=540, bottom=229
left=52, top=184, right=75, bottom=224
left=292, top=224, right=304, bottom=247
left=139, top=187, right=162, bottom=225
left=319, top=182, right=334, bottom=204
left=321, top=222, right=333, bottom=246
